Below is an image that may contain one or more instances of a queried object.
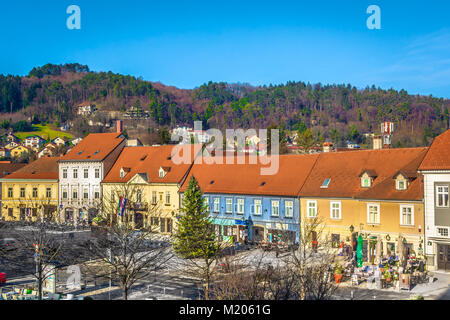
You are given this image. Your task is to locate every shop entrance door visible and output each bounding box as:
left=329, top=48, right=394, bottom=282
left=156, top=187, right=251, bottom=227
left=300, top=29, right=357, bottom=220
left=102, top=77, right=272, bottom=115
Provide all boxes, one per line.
left=253, top=226, right=264, bottom=243
left=437, top=244, right=450, bottom=271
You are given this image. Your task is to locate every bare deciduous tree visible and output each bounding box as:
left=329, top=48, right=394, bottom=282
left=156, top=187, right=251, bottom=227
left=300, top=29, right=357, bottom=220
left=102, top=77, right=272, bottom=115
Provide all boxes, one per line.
left=82, top=184, right=173, bottom=300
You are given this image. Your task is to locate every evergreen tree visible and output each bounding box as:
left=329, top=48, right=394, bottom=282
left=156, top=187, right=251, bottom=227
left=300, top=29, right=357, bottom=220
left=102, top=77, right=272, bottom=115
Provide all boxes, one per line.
left=172, top=176, right=217, bottom=259
left=172, top=176, right=220, bottom=299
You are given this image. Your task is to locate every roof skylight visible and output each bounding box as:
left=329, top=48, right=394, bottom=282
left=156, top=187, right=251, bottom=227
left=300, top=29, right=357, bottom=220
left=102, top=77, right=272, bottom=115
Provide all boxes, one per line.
left=321, top=178, right=331, bottom=188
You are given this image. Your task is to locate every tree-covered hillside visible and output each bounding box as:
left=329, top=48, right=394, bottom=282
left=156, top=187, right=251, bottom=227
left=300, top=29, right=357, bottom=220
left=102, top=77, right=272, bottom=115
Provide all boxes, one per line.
left=0, top=63, right=449, bottom=147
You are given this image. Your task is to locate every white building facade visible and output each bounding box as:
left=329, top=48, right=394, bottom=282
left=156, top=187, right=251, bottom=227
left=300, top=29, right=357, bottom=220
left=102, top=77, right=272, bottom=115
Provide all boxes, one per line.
left=58, top=132, right=125, bottom=225
left=419, top=129, right=450, bottom=271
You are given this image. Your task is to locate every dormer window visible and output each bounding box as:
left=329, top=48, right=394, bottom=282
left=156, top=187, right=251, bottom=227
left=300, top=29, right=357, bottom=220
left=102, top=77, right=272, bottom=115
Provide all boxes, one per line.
left=159, top=166, right=171, bottom=178
left=120, top=167, right=130, bottom=178
left=362, top=177, right=371, bottom=188
left=359, top=170, right=377, bottom=188
left=393, top=172, right=409, bottom=191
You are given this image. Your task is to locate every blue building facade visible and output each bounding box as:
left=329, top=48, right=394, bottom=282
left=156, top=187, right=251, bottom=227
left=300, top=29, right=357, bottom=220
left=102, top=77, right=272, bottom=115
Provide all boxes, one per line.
left=201, top=193, right=300, bottom=245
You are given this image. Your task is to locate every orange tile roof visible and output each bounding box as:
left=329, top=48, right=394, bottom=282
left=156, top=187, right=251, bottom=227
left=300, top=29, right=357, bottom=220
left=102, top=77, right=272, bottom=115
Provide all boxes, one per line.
left=419, top=129, right=450, bottom=171
left=180, top=154, right=320, bottom=197
left=59, top=133, right=124, bottom=161
left=2, top=157, right=59, bottom=180
left=300, top=147, right=428, bottom=201
left=0, top=163, right=27, bottom=179
left=102, top=145, right=202, bottom=184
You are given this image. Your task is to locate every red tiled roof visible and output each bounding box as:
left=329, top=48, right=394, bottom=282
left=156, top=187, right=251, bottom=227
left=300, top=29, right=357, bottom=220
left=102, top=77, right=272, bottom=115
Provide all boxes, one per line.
left=300, top=147, right=428, bottom=201
left=0, top=163, right=27, bottom=179
left=59, top=133, right=124, bottom=161
left=180, top=154, right=320, bottom=197
left=102, top=145, right=202, bottom=184
left=2, top=157, right=59, bottom=180
left=419, top=129, right=450, bottom=171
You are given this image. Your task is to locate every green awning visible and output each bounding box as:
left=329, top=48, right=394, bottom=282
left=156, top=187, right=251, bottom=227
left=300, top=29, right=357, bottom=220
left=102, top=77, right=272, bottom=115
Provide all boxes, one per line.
left=210, top=218, right=235, bottom=226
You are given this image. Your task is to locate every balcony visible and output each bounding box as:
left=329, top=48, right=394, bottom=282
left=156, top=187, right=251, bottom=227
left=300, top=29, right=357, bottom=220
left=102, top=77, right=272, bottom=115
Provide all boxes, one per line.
left=132, top=202, right=148, bottom=211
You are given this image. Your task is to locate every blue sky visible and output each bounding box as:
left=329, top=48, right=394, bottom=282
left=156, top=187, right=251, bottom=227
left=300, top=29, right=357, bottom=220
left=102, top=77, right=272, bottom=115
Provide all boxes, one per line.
left=0, top=1, right=449, bottom=97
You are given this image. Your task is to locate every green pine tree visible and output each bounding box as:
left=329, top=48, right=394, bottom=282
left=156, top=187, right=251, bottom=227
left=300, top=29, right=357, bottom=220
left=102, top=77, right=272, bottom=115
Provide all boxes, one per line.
left=172, top=176, right=220, bottom=299
left=173, top=176, right=218, bottom=259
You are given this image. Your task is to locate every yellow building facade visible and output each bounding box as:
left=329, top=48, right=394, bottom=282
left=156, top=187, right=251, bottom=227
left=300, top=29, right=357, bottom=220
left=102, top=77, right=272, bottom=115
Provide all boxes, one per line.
left=101, top=145, right=197, bottom=234
left=0, top=157, right=59, bottom=222
left=300, top=198, right=424, bottom=261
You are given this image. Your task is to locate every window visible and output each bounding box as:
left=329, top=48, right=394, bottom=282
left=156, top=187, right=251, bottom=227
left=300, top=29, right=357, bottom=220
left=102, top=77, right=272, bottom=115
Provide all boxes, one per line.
left=8, top=208, right=13, bottom=217
left=397, top=180, right=407, bottom=190
left=46, top=188, right=51, bottom=198
left=137, top=190, right=142, bottom=203
left=226, top=198, right=233, bottom=214
left=436, top=185, right=449, bottom=207
left=84, top=169, right=89, bottom=179
left=253, top=199, right=262, bottom=215
left=437, top=227, right=449, bottom=237
left=160, top=218, right=166, bottom=233
left=95, top=168, right=100, bottom=179
left=73, top=169, right=78, bottom=179
left=165, top=191, right=170, bottom=205
left=167, top=219, right=172, bottom=233
left=32, top=187, right=38, bottom=198
left=367, top=203, right=380, bottom=224
left=321, top=178, right=331, bottom=188
left=285, top=201, right=293, bottom=218
left=204, top=197, right=210, bottom=211
left=400, top=205, right=414, bottom=226
left=94, top=191, right=100, bottom=199
left=120, top=170, right=125, bottom=178
left=330, top=201, right=341, bottom=219
left=32, top=208, right=37, bottom=217
left=307, top=200, right=317, bottom=218
left=83, top=189, right=89, bottom=199
left=271, top=200, right=279, bottom=216
left=213, top=198, right=220, bottom=213
left=362, top=177, right=371, bottom=187
left=8, top=188, right=13, bottom=198
left=73, top=190, right=78, bottom=199
left=237, top=199, right=244, bottom=215
left=63, top=169, right=67, bottom=179
left=20, top=188, right=25, bottom=198
left=152, top=191, right=157, bottom=204
left=63, top=190, right=68, bottom=199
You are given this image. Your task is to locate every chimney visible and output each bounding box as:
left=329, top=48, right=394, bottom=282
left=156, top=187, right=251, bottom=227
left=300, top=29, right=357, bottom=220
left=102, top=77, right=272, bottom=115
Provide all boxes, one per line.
left=323, top=142, right=333, bottom=153
left=116, top=120, right=123, bottom=134
left=373, top=136, right=382, bottom=150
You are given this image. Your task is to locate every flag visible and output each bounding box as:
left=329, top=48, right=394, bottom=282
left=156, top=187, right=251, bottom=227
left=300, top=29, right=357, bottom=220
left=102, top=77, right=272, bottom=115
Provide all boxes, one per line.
left=117, top=196, right=127, bottom=217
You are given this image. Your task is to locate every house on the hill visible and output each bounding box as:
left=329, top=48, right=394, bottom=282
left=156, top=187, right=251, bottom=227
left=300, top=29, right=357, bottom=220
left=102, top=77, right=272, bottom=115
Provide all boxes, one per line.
left=10, top=145, right=30, bottom=158
left=38, top=143, right=58, bottom=158
left=3, top=132, right=20, bottom=145
left=4, top=141, right=20, bottom=150
left=24, top=135, right=45, bottom=151
left=52, top=136, right=68, bottom=147
left=77, top=103, right=96, bottom=116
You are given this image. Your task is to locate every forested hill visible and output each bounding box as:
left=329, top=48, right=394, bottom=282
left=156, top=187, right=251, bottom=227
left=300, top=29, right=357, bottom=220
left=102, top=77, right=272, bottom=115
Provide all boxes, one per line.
left=0, top=63, right=449, bottom=147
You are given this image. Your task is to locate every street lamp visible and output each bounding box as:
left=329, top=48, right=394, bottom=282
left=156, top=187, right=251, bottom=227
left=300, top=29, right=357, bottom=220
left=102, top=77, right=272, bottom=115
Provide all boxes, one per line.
left=349, top=225, right=354, bottom=233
